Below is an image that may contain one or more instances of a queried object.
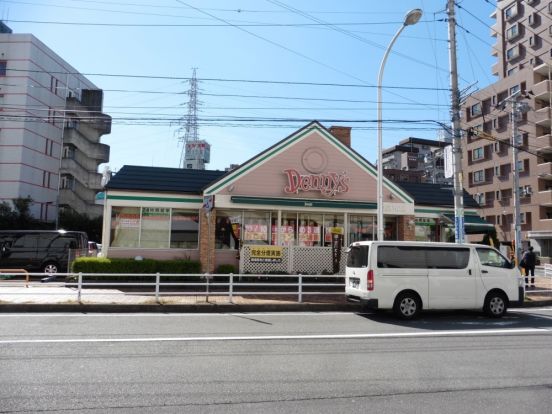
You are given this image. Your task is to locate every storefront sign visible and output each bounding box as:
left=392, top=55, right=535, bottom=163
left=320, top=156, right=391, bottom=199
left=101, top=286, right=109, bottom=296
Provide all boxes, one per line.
left=250, top=245, right=283, bottom=263
left=283, top=169, right=349, bottom=197
left=383, top=202, right=414, bottom=215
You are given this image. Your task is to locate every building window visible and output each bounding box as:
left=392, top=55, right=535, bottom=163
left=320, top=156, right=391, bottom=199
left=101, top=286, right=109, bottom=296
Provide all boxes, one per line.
left=473, top=170, right=485, bottom=183
left=505, top=2, right=519, bottom=20
left=473, top=147, right=484, bottom=160
left=0, top=61, right=6, bottom=76
left=528, top=12, right=538, bottom=27
left=474, top=193, right=485, bottom=205
left=170, top=210, right=200, bottom=248
left=506, top=23, right=520, bottom=40
left=507, top=67, right=518, bottom=76
left=349, top=215, right=375, bottom=243
left=470, top=103, right=482, bottom=117
left=549, top=25, right=552, bottom=36
left=549, top=2, right=552, bottom=13
left=506, top=45, right=520, bottom=60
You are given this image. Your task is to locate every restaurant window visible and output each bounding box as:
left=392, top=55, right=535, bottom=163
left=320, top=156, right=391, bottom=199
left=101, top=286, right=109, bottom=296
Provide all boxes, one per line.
left=276, top=212, right=297, bottom=246
left=171, top=209, right=200, bottom=248
left=298, top=213, right=322, bottom=246
left=110, top=207, right=140, bottom=247
left=140, top=207, right=170, bottom=248
left=384, top=217, right=398, bottom=240
left=349, top=215, right=375, bottom=243
left=415, top=218, right=437, bottom=242
left=0, top=61, right=6, bottom=76
left=243, top=211, right=270, bottom=245
left=323, top=214, right=345, bottom=246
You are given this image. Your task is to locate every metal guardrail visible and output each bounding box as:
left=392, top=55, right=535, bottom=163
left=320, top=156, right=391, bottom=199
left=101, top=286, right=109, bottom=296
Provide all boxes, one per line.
left=0, top=272, right=345, bottom=304
left=0, top=269, right=30, bottom=288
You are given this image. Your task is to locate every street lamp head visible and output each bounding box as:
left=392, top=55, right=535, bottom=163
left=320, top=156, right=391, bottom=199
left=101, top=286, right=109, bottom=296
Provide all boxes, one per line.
left=404, top=8, right=423, bottom=26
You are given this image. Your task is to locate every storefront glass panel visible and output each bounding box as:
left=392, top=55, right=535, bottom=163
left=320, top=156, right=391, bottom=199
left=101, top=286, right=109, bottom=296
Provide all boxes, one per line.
left=277, top=212, right=297, bottom=246
left=384, top=217, right=398, bottom=240
left=349, top=215, right=375, bottom=243
left=215, top=210, right=240, bottom=249
left=110, top=207, right=140, bottom=247
left=243, top=211, right=270, bottom=245
left=171, top=210, right=199, bottom=248
left=140, top=207, right=170, bottom=248
left=298, top=213, right=322, bottom=246
left=323, top=214, right=345, bottom=247
left=415, top=218, right=437, bottom=242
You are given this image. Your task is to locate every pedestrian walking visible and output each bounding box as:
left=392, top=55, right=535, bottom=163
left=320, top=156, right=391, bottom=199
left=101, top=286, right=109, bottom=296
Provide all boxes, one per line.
left=521, top=246, right=537, bottom=288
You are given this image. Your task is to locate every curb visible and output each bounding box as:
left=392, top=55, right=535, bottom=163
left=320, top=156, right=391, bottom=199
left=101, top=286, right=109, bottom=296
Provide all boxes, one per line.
left=0, top=300, right=551, bottom=313
left=0, top=302, right=363, bottom=313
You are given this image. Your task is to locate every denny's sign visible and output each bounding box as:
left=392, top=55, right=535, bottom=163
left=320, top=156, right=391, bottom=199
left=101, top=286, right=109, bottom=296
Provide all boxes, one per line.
left=283, top=169, right=350, bottom=197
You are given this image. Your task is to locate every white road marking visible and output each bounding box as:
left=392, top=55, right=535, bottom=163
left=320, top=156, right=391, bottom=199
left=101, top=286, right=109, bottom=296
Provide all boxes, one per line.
left=0, top=328, right=549, bottom=345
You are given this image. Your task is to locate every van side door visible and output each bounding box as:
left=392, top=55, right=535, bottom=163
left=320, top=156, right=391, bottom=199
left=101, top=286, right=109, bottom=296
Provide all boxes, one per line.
left=426, top=247, right=475, bottom=309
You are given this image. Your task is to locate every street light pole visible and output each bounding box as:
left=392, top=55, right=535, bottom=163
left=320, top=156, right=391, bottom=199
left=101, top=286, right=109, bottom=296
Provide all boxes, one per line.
left=377, top=8, right=422, bottom=241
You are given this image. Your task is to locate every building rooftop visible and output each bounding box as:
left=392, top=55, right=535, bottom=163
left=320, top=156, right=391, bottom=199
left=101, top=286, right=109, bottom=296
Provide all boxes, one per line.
left=397, top=181, right=479, bottom=209
left=105, top=165, right=227, bottom=194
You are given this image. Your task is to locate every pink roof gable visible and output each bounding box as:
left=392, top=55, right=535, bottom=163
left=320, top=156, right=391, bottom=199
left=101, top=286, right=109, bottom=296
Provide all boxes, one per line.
left=207, top=122, right=412, bottom=205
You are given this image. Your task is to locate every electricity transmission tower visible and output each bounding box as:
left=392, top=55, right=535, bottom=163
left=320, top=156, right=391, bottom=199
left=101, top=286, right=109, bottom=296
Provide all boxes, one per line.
left=176, top=68, right=210, bottom=169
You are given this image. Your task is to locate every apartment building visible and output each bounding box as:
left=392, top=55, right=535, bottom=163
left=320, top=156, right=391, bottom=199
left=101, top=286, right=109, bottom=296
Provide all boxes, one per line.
left=381, top=137, right=451, bottom=184
left=462, top=0, right=552, bottom=258
left=0, top=23, right=111, bottom=221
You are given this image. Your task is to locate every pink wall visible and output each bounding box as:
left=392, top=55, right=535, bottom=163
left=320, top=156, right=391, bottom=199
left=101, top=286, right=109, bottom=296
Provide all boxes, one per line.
left=217, top=129, right=404, bottom=204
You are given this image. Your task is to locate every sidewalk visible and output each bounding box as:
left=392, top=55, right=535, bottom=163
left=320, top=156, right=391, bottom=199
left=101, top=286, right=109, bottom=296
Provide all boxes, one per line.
left=0, top=278, right=551, bottom=312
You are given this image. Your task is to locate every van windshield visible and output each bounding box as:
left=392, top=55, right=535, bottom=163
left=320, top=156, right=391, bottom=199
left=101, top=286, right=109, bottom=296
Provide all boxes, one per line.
left=347, top=245, right=369, bottom=268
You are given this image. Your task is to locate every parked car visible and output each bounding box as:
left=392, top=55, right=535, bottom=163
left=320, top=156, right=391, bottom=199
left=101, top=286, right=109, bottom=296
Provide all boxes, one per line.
left=0, top=230, right=88, bottom=274
left=346, top=241, right=523, bottom=319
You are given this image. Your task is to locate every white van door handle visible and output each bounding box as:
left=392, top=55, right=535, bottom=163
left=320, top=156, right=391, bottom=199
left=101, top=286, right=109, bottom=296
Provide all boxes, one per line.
left=482, top=270, right=489, bottom=274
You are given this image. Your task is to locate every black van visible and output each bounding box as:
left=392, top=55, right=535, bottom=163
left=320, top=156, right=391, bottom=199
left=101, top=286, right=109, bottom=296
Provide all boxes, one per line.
left=0, top=230, right=88, bottom=273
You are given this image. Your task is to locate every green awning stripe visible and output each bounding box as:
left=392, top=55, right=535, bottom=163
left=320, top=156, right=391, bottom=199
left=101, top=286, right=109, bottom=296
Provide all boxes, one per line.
left=107, top=195, right=202, bottom=203
left=231, top=196, right=377, bottom=210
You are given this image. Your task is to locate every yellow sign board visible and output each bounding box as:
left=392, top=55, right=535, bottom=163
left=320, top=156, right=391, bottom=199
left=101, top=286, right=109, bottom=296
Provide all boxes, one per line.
left=250, top=245, right=283, bottom=263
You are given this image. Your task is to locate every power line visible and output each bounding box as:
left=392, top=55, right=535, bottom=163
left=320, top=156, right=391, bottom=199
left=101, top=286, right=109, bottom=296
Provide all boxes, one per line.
left=3, top=67, right=449, bottom=90
left=4, top=18, right=434, bottom=27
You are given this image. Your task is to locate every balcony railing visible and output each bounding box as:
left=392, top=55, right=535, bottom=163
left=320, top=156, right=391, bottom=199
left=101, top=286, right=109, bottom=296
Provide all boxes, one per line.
left=532, top=79, right=552, bottom=101
left=538, top=190, right=552, bottom=205
left=535, top=107, right=552, bottom=127
left=537, top=162, right=552, bottom=179
left=536, top=134, right=552, bottom=154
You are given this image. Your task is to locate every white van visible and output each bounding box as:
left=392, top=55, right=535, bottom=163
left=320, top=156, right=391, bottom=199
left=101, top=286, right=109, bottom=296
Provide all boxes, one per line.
left=345, top=241, right=523, bottom=319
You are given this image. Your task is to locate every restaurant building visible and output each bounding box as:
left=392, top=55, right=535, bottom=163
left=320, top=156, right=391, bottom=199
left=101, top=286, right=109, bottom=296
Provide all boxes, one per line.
left=102, top=122, right=488, bottom=274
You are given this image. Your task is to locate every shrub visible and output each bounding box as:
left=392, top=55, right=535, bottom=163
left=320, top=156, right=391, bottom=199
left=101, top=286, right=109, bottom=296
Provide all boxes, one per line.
left=215, top=264, right=237, bottom=274
left=71, top=257, right=201, bottom=277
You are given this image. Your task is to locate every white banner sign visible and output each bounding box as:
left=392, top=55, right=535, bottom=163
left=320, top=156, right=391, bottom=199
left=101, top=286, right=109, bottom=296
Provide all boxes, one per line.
left=444, top=145, right=453, bottom=178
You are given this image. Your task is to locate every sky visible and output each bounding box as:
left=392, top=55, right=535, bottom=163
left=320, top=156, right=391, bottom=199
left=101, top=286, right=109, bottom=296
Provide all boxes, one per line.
left=1, top=0, right=498, bottom=173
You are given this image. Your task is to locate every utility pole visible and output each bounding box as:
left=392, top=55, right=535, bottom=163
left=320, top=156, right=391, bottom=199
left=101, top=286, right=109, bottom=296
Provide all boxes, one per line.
left=447, top=0, right=465, bottom=243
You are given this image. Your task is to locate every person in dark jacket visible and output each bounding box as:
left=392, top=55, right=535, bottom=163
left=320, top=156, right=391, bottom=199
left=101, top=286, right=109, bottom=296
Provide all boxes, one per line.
left=521, top=246, right=537, bottom=287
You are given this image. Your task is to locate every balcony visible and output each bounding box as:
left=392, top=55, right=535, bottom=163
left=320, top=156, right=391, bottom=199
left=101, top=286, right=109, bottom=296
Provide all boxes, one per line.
left=538, top=190, right=552, bottom=205
left=537, top=162, right=552, bottom=179
left=532, top=80, right=552, bottom=101
left=536, top=134, right=552, bottom=154
left=534, top=62, right=552, bottom=77
left=499, top=197, right=511, bottom=206
left=535, top=107, right=552, bottom=127
left=491, top=61, right=500, bottom=77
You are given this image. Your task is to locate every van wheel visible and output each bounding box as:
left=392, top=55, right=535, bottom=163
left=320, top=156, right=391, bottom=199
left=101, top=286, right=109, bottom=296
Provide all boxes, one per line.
left=393, top=292, right=421, bottom=320
left=484, top=292, right=507, bottom=318
left=42, top=262, right=59, bottom=274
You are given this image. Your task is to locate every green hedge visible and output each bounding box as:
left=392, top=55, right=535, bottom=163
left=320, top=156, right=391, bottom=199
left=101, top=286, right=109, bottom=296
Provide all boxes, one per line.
left=72, top=257, right=201, bottom=274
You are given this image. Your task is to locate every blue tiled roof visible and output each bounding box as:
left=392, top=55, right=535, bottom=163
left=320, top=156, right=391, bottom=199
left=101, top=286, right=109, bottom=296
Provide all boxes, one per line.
left=105, top=165, right=227, bottom=194
left=396, top=182, right=480, bottom=208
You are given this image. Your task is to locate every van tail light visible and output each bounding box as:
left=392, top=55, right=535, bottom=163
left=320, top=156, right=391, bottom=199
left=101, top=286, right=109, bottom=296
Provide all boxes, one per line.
left=367, top=270, right=374, bottom=291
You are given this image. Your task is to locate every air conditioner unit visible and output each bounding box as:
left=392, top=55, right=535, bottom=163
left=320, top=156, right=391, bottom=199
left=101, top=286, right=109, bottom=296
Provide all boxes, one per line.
left=525, top=186, right=533, bottom=195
